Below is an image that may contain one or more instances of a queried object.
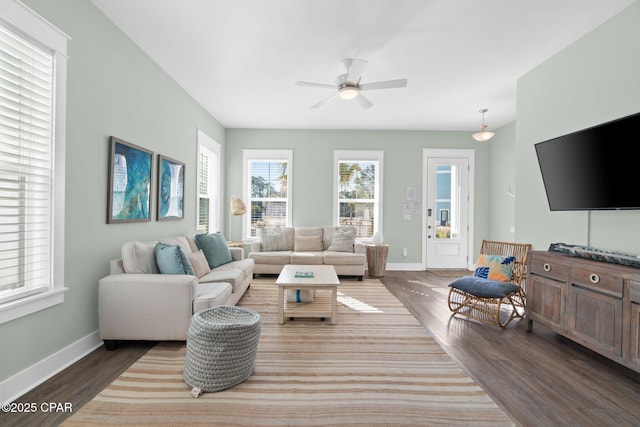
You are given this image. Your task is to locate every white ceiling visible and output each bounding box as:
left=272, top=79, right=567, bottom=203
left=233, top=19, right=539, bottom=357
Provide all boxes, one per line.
left=91, top=0, right=635, bottom=131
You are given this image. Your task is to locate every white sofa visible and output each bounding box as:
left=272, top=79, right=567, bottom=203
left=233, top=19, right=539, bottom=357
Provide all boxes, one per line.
left=98, top=234, right=254, bottom=348
left=248, top=226, right=366, bottom=280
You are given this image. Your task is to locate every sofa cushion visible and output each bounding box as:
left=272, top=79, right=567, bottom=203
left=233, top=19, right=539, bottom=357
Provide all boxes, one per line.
left=291, top=251, right=323, bottom=265
left=323, top=251, right=366, bottom=266
left=294, top=235, right=323, bottom=252
left=159, top=236, right=193, bottom=256
left=188, top=250, right=211, bottom=278
left=249, top=251, right=292, bottom=265
left=195, top=232, right=233, bottom=268
left=193, top=282, right=233, bottom=313
left=121, top=240, right=159, bottom=274
left=449, top=276, right=520, bottom=298
left=199, top=268, right=245, bottom=293
left=327, top=227, right=356, bottom=252
left=260, top=226, right=294, bottom=251
left=214, top=258, right=255, bottom=280
left=155, top=243, right=194, bottom=275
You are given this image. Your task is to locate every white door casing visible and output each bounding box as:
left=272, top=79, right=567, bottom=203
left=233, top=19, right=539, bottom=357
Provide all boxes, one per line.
left=423, top=149, right=475, bottom=269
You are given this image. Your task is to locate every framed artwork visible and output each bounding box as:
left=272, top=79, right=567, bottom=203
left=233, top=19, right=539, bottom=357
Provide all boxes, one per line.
left=157, top=155, right=185, bottom=221
left=107, top=136, right=153, bottom=224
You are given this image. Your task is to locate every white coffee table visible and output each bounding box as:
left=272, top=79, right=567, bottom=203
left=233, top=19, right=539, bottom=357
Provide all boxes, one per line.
left=275, top=265, right=340, bottom=325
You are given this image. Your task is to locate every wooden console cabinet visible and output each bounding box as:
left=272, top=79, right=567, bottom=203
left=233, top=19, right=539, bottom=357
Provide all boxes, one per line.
left=527, top=251, right=640, bottom=373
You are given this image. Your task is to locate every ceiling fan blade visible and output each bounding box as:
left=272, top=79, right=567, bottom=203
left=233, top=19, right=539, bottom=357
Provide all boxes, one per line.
left=346, top=58, right=368, bottom=85
left=295, top=81, right=337, bottom=89
left=310, top=92, right=338, bottom=108
left=356, top=93, right=373, bottom=109
left=359, top=78, right=408, bottom=91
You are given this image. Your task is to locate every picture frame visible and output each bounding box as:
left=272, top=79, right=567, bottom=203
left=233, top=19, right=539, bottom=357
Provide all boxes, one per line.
left=157, top=154, right=185, bottom=221
left=107, top=136, right=153, bottom=224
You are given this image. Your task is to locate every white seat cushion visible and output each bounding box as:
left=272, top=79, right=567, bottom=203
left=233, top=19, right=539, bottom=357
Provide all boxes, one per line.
left=193, top=282, right=232, bottom=313
left=290, top=251, right=324, bottom=265
left=323, top=251, right=365, bottom=266
left=249, top=251, right=292, bottom=265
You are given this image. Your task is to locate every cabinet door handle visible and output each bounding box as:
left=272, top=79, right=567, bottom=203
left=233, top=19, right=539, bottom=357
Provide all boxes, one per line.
left=589, top=273, right=600, bottom=284
left=543, top=263, right=551, bottom=272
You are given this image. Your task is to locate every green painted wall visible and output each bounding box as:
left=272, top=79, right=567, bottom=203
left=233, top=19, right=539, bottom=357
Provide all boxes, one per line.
left=225, top=129, right=492, bottom=264
left=488, top=121, right=517, bottom=241
left=0, top=0, right=224, bottom=382
left=515, top=2, right=640, bottom=252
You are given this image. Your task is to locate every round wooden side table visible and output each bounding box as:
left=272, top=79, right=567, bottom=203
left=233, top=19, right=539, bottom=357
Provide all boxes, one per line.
left=366, top=244, right=389, bottom=277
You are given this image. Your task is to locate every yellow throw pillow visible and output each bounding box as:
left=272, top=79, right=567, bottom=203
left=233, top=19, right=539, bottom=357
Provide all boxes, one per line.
left=473, top=254, right=516, bottom=282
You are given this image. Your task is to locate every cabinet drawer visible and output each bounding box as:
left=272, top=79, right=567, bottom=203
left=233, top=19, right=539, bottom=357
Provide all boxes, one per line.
left=571, top=267, right=623, bottom=297
left=530, top=257, right=569, bottom=281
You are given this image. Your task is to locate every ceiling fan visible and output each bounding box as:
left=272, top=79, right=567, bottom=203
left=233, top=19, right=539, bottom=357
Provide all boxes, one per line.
left=295, top=58, right=408, bottom=109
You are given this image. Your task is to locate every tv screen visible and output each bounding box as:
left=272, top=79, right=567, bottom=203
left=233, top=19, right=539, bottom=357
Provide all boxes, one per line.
left=534, top=111, right=640, bottom=211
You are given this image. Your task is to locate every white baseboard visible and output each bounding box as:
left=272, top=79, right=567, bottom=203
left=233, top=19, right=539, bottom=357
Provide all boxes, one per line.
left=1, top=330, right=102, bottom=405
left=385, top=262, right=424, bottom=271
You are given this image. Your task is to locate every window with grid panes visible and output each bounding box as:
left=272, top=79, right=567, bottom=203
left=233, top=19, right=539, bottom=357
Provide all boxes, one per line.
left=243, top=150, right=292, bottom=238
left=196, top=130, right=220, bottom=234
left=334, top=151, right=383, bottom=239
left=0, top=1, right=68, bottom=323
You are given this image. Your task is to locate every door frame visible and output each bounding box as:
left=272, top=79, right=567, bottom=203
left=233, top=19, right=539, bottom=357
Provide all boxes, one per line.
left=422, top=148, right=475, bottom=270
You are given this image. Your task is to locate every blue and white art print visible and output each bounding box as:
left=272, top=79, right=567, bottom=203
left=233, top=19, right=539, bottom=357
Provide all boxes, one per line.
left=157, top=155, right=185, bottom=221
left=108, top=137, right=153, bottom=223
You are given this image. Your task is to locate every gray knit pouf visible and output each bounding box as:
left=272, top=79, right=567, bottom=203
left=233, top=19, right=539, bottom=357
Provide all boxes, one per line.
left=184, top=305, right=261, bottom=397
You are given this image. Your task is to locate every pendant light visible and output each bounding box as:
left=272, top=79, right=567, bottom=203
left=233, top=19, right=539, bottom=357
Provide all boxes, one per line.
left=472, top=108, right=495, bottom=142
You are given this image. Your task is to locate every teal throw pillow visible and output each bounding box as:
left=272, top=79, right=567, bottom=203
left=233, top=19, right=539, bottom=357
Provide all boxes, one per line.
left=195, top=232, right=233, bottom=268
left=155, top=243, right=194, bottom=275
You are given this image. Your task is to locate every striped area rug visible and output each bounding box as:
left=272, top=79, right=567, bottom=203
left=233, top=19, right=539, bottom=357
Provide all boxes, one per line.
left=63, top=278, right=514, bottom=426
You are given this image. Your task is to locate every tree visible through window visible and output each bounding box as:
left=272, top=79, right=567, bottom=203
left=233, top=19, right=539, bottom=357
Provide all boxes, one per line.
left=249, top=160, right=288, bottom=236
left=335, top=151, right=383, bottom=239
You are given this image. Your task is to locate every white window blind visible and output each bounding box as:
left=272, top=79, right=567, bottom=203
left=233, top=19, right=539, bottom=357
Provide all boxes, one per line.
left=0, top=21, right=54, bottom=303
left=197, top=130, right=220, bottom=234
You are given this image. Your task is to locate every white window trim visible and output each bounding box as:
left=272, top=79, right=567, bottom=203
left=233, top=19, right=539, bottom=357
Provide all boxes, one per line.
left=196, top=129, right=221, bottom=234
left=333, top=150, right=384, bottom=241
left=0, top=0, right=69, bottom=324
left=242, top=149, right=293, bottom=240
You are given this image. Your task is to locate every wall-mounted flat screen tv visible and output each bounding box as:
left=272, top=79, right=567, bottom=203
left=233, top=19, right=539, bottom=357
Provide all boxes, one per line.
left=534, top=111, right=640, bottom=211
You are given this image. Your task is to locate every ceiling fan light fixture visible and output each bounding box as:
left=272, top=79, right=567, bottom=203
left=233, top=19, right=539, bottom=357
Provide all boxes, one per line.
left=339, top=85, right=359, bottom=100
left=472, top=108, right=495, bottom=142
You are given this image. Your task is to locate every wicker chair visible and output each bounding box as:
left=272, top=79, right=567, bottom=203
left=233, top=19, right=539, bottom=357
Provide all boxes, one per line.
left=447, top=240, right=531, bottom=328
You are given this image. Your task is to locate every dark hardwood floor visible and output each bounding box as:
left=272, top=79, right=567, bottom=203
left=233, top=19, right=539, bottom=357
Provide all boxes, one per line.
left=383, top=270, right=640, bottom=427
left=3, top=270, right=640, bottom=426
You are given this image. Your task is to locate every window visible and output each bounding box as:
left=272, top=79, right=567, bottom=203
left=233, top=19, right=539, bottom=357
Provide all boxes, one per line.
left=334, top=150, right=383, bottom=239
left=243, top=150, right=292, bottom=238
left=0, top=1, right=68, bottom=324
left=196, top=130, right=221, bottom=234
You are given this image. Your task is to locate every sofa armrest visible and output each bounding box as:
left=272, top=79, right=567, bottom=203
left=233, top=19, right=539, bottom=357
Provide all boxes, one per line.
left=98, top=273, right=197, bottom=341
left=229, top=246, right=244, bottom=261
left=247, top=241, right=261, bottom=253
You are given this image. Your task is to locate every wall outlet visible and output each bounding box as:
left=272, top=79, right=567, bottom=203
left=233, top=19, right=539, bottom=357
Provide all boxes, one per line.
left=402, top=248, right=408, bottom=257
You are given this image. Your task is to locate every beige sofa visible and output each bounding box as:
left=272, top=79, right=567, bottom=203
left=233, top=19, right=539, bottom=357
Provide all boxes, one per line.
left=248, top=226, right=366, bottom=280
left=98, top=234, right=254, bottom=349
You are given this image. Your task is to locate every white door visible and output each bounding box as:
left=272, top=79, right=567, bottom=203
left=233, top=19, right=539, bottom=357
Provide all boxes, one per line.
left=423, top=149, right=474, bottom=269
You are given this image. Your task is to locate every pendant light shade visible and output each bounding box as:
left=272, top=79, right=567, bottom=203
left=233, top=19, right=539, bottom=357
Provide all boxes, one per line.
left=472, top=108, right=495, bottom=142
